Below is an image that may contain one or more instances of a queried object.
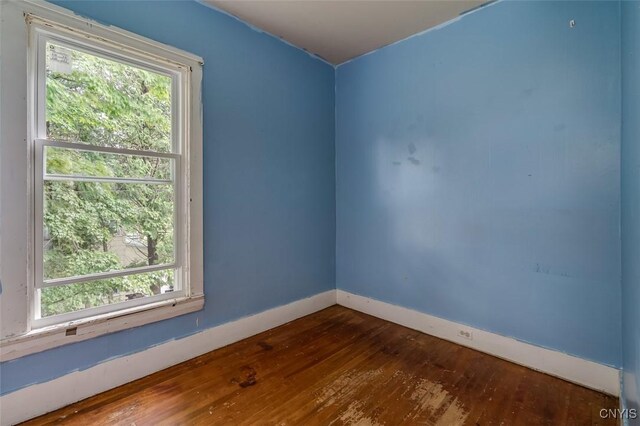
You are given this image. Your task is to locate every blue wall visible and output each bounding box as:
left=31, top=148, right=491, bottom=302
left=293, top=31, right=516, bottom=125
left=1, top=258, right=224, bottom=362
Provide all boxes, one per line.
left=622, top=0, right=640, bottom=418
left=336, top=0, right=622, bottom=367
left=2, top=0, right=632, bottom=401
left=0, top=0, right=335, bottom=395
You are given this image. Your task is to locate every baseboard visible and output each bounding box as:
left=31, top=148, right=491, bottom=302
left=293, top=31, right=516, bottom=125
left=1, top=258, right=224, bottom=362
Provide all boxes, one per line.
left=0, top=290, right=337, bottom=426
left=336, top=290, right=620, bottom=397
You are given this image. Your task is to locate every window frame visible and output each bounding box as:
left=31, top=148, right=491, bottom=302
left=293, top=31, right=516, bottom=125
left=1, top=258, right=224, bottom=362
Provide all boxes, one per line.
left=0, top=0, right=204, bottom=361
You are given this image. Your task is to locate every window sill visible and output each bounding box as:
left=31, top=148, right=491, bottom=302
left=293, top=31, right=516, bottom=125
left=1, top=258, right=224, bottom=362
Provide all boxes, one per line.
left=0, top=295, right=204, bottom=361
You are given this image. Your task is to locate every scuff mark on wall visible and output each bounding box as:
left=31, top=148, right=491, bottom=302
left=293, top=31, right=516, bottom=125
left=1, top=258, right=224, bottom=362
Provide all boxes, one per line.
left=533, top=263, right=571, bottom=278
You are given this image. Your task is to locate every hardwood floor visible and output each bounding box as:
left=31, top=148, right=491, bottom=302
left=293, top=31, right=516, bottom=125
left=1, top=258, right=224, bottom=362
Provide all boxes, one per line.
left=24, top=306, right=618, bottom=425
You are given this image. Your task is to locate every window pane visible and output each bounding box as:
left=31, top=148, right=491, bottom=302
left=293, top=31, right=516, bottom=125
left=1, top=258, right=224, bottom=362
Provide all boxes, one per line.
left=45, top=41, right=172, bottom=153
left=43, top=180, right=175, bottom=280
left=45, top=146, right=172, bottom=181
left=39, top=269, right=176, bottom=317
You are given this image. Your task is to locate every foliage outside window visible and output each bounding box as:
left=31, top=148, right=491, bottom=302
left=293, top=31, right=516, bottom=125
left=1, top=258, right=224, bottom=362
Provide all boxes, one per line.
left=35, top=35, right=185, bottom=322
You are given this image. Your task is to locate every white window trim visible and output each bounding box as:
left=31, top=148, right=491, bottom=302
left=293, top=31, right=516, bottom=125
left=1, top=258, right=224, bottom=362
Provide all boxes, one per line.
left=0, top=0, right=204, bottom=361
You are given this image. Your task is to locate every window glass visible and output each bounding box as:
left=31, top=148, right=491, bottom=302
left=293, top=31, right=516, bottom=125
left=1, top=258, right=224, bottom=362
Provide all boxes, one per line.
left=45, top=41, right=172, bottom=153
left=43, top=181, right=175, bottom=281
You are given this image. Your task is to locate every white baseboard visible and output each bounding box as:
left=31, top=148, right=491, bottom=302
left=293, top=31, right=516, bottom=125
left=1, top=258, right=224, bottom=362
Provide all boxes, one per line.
left=336, top=290, right=620, bottom=397
left=0, top=290, right=337, bottom=426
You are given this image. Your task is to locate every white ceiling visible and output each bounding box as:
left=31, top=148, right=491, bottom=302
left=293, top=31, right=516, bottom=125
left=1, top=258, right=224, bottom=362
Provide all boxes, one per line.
left=206, top=1, right=489, bottom=65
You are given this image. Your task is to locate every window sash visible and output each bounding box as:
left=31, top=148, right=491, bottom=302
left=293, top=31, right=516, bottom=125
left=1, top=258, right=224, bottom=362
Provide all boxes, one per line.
left=34, top=283, right=186, bottom=328
left=40, top=139, right=181, bottom=159
left=40, top=263, right=177, bottom=289
left=35, top=138, right=182, bottom=288
left=44, top=175, right=174, bottom=185
left=40, top=139, right=179, bottom=185
left=32, top=26, right=185, bottom=152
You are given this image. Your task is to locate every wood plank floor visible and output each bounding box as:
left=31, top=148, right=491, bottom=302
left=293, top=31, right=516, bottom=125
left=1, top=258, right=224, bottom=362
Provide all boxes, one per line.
left=24, top=306, right=618, bottom=425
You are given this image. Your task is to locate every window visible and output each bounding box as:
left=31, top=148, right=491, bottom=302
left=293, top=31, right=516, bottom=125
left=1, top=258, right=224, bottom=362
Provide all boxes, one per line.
left=34, top=31, right=185, bottom=325
left=0, top=1, right=203, bottom=359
